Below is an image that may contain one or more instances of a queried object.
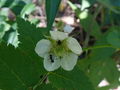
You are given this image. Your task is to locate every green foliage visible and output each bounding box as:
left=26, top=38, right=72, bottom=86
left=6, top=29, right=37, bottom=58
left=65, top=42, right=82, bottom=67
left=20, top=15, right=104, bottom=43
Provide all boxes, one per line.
left=97, top=0, right=120, bottom=13
left=20, top=3, right=36, bottom=19
left=107, top=26, right=120, bottom=48
left=0, top=24, right=5, bottom=41
left=49, top=67, right=94, bottom=90
left=79, top=36, right=120, bottom=89
left=36, top=84, right=57, bottom=90
left=0, top=43, right=45, bottom=90
left=80, top=14, right=102, bottom=39
left=68, top=1, right=102, bottom=39
left=0, top=18, right=47, bottom=90
left=0, top=0, right=120, bottom=89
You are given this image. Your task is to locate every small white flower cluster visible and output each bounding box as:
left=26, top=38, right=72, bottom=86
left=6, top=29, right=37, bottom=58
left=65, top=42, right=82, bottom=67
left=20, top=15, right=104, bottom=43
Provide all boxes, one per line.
left=35, top=31, right=82, bottom=71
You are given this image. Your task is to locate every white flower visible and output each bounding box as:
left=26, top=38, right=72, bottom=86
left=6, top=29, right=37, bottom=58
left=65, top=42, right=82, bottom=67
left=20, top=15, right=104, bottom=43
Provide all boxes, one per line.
left=35, top=31, right=82, bottom=71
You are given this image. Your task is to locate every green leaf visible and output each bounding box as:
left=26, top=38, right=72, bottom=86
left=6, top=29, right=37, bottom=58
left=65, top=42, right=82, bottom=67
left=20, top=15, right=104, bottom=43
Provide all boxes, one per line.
left=80, top=14, right=102, bottom=39
left=90, top=34, right=115, bottom=60
left=0, top=24, right=5, bottom=40
left=17, top=17, right=48, bottom=50
left=107, top=26, right=120, bottom=48
left=97, top=0, right=120, bottom=13
left=7, top=30, right=19, bottom=47
left=20, top=3, right=36, bottom=18
left=79, top=57, right=120, bottom=89
left=46, top=0, right=61, bottom=29
left=36, top=84, right=57, bottom=90
left=0, top=15, right=7, bottom=22
left=0, top=0, right=14, bottom=7
left=90, top=58, right=119, bottom=86
left=0, top=42, right=45, bottom=90
left=96, top=86, right=113, bottom=90
left=0, top=22, right=11, bottom=42
left=0, top=0, right=25, bottom=15
left=79, top=36, right=120, bottom=89
left=0, top=18, right=49, bottom=89
left=49, top=67, right=95, bottom=90
left=102, top=8, right=120, bottom=25
left=68, top=2, right=102, bottom=39
left=11, top=1, right=25, bottom=15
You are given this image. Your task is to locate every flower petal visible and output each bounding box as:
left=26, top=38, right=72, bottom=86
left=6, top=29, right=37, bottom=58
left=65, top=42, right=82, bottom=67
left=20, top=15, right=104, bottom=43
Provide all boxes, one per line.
left=35, top=39, right=51, bottom=57
left=50, top=31, right=68, bottom=41
left=61, top=52, right=78, bottom=71
left=63, top=24, right=74, bottom=33
left=67, top=37, right=82, bottom=55
left=44, top=54, right=61, bottom=71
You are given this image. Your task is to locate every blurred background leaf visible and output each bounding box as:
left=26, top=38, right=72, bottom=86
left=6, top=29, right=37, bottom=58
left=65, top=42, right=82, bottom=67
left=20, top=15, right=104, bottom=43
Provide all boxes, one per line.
left=107, top=26, right=120, bottom=48
left=46, top=0, right=61, bottom=29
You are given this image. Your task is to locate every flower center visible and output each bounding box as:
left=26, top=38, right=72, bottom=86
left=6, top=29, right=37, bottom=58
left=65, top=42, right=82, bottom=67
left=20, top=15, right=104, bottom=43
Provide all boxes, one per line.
left=57, top=40, right=62, bottom=45
left=49, top=39, right=69, bottom=57
left=58, top=41, right=68, bottom=56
